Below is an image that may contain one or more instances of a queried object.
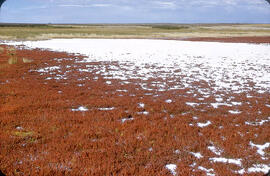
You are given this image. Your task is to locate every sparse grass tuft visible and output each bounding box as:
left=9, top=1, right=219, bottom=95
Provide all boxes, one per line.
left=7, top=47, right=16, bottom=56
left=0, top=47, right=4, bottom=53
left=22, top=58, right=33, bottom=63
left=8, top=57, right=18, bottom=64
left=12, top=131, right=34, bottom=138
left=6, top=47, right=18, bottom=64
left=7, top=47, right=16, bottom=52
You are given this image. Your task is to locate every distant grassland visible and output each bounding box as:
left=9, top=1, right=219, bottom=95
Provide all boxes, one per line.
left=0, top=23, right=270, bottom=40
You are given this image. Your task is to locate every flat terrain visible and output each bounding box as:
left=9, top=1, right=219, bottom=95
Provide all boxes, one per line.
left=0, top=39, right=269, bottom=175
left=0, top=23, right=270, bottom=41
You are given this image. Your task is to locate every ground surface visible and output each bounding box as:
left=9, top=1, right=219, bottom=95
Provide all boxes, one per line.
left=0, top=38, right=270, bottom=176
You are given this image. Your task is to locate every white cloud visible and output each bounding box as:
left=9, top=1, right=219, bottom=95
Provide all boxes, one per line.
left=38, top=0, right=269, bottom=9
left=153, top=1, right=177, bottom=9
left=58, top=3, right=111, bottom=8
left=20, top=6, right=48, bottom=10
left=92, top=4, right=111, bottom=7
left=223, top=0, right=237, bottom=5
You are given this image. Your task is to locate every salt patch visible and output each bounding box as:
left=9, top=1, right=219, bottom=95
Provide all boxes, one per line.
left=72, top=106, right=88, bottom=112
left=197, top=121, right=212, bottom=128
left=198, top=166, right=215, bottom=176
left=235, top=169, right=245, bottom=174
left=209, top=157, right=242, bottom=166
left=138, top=103, right=145, bottom=108
left=186, top=102, right=199, bottom=107
left=190, top=162, right=196, bottom=167
left=231, top=102, right=242, bottom=106
left=211, top=103, right=232, bottom=109
left=245, top=117, right=270, bottom=126
left=208, top=146, right=222, bottom=156
left=190, top=152, right=203, bottom=159
left=165, top=99, right=172, bottom=103
left=248, top=164, right=270, bottom=173
left=247, top=94, right=253, bottom=98
left=37, top=66, right=60, bottom=73
left=193, top=116, right=198, bottom=120
left=16, top=126, right=23, bottom=130
left=121, top=118, right=134, bottom=123
left=228, top=110, right=241, bottom=114
left=98, top=107, right=115, bottom=111
left=165, top=164, right=177, bottom=176
left=215, top=97, right=223, bottom=102
left=250, top=141, right=270, bottom=158
left=137, top=111, right=149, bottom=115
left=258, top=90, right=265, bottom=94
left=174, top=150, right=180, bottom=154
left=116, top=89, right=128, bottom=92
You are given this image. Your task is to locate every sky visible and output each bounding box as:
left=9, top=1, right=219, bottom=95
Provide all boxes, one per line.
left=0, top=0, right=270, bottom=24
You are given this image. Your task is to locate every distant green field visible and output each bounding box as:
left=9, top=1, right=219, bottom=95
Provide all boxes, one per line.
left=0, top=23, right=269, bottom=40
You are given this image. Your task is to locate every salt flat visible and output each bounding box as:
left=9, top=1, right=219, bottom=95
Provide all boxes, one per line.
left=9, top=39, right=270, bottom=93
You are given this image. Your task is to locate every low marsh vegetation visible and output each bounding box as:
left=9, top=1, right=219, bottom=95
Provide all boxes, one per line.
left=0, top=44, right=269, bottom=175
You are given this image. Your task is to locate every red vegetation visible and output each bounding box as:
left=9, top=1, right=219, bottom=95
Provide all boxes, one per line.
left=0, top=45, right=269, bottom=175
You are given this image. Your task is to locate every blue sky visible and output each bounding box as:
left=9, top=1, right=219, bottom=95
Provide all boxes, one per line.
left=0, top=0, right=270, bottom=23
